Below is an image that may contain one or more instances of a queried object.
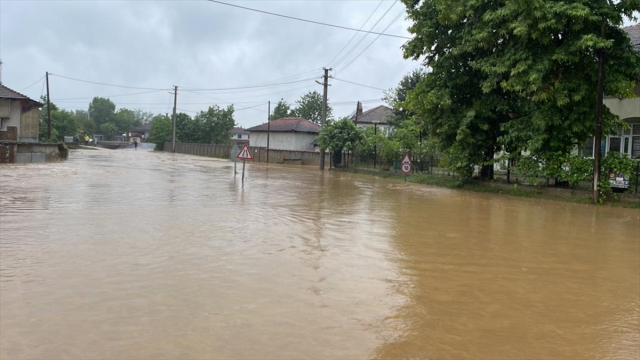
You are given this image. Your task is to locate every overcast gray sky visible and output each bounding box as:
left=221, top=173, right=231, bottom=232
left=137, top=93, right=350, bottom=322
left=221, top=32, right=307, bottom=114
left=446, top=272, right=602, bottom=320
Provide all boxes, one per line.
left=0, top=0, right=419, bottom=127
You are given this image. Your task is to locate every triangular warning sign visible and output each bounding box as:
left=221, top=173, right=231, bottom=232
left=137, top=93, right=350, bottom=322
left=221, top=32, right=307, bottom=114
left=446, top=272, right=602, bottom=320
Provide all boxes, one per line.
left=402, top=154, right=412, bottom=165
left=236, top=144, right=253, bottom=160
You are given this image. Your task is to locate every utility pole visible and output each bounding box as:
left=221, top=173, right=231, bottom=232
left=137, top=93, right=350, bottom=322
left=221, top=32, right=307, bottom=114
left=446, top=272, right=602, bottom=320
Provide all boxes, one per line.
left=171, top=86, right=178, bottom=153
left=319, top=68, right=331, bottom=170
left=593, top=21, right=606, bottom=204
left=267, top=101, right=271, bottom=163
left=46, top=72, right=51, bottom=140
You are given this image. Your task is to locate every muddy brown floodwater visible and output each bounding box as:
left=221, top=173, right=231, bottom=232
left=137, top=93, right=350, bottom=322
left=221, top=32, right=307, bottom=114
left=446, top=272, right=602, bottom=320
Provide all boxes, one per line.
left=1, top=148, right=639, bottom=360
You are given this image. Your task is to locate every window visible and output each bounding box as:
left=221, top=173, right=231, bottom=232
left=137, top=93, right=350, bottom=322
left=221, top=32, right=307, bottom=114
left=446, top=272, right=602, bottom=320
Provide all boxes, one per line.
left=238, top=134, right=242, bottom=139
left=582, top=137, right=594, bottom=158
left=632, top=124, right=640, bottom=159
left=608, top=137, right=621, bottom=153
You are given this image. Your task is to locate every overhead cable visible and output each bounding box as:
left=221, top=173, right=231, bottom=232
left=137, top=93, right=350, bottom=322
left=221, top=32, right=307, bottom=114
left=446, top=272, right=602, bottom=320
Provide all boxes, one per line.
left=336, top=10, right=405, bottom=75
left=51, top=73, right=171, bottom=91
left=181, top=77, right=316, bottom=92
left=332, top=0, right=398, bottom=68
left=205, top=0, right=411, bottom=40
left=326, top=0, right=385, bottom=67
left=20, top=76, right=45, bottom=92
left=332, top=77, right=386, bottom=91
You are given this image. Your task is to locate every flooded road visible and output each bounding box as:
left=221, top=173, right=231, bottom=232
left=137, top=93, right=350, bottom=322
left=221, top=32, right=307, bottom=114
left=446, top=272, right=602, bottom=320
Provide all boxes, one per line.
left=1, top=148, right=639, bottom=360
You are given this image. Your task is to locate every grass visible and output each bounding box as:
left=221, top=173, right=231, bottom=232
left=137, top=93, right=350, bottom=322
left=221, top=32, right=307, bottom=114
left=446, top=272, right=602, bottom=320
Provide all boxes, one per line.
left=334, top=168, right=640, bottom=209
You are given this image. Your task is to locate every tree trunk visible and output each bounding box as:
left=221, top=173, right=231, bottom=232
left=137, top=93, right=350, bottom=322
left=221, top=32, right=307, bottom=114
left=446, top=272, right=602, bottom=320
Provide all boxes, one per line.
left=480, top=148, right=495, bottom=180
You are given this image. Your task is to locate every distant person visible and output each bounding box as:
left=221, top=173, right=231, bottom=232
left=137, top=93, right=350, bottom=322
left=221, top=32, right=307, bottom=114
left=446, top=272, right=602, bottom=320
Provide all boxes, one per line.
left=84, top=134, right=89, bottom=145
left=133, top=139, right=138, bottom=150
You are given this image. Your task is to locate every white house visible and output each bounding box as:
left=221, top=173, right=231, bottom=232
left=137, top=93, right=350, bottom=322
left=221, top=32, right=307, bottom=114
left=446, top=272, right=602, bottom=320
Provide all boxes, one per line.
left=231, top=127, right=250, bottom=144
left=583, top=24, right=640, bottom=160
left=248, top=117, right=320, bottom=151
left=350, top=105, right=393, bottom=136
left=0, top=84, right=42, bottom=142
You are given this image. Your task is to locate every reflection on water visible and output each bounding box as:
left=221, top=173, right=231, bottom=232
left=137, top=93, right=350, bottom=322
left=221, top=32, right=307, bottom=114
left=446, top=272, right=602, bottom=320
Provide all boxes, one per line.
left=1, top=148, right=638, bottom=360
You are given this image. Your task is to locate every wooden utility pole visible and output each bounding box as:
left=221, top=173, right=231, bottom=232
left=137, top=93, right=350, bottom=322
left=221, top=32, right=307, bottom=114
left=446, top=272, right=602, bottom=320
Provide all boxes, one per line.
left=267, top=100, right=271, bottom=163
left=171, top=85, right=178, bottom=153
left=46, top=72, right=51, bottom=140
left=593, top=21, right=606, bottom=204
left=319, top=68, right=331, bottom=170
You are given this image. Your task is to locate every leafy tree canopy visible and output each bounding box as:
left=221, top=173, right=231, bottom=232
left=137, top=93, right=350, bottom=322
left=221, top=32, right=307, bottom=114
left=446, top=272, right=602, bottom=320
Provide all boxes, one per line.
left=383, top=69, right=427, bottom=128
left=194, top=105, right=236, bottom=145
left=294, top=91, right=332, bottom=124
left=270, top=99, right=294, bottom=121
left=89, top=97, right=116, bottom=130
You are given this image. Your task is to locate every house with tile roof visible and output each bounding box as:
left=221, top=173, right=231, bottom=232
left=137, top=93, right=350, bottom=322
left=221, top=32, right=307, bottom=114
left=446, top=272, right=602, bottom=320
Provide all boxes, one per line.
left=0, top=83, right=43, bottom=142
left=247, top=117, right=320, bottom=151
left=349, top=105, right=393, bottom=136
left=596, top=24, right=640, bottom=159
left=231, top=127, right=250, bottom=145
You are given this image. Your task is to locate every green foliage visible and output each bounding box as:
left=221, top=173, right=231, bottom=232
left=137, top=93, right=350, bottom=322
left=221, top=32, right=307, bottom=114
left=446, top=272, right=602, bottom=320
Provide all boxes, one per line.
left=148, top=115, right=172, bottom=150
left=383, top=69, right=427, bottom=128
left=193, top=105, right=236, bottom=145
left=99, top=122, right=118, bottom=140
left=270, top=99, right=294, bottom=121
left=401, top=0, right=640, bottom=180
left=317, top=117, right=363, bottom=166
left=294, top=91, right=332, bottom=124
left=114, top=108, right=142, bottom=134
left=89, top=97, right=116, bottom=130
left=38, top=97, right=80, bottom=142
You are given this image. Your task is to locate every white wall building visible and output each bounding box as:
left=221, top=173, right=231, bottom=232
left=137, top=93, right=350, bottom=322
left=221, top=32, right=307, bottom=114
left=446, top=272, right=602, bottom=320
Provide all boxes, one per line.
left=248, top=117, right=320, bottom=151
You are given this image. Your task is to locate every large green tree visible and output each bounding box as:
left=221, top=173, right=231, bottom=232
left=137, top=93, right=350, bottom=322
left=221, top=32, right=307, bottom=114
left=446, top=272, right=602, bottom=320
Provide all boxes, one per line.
left=402, top=0, right=640, bottom=180
left=383, top=69, right=427, bottom=128
left=100, top=123, right=118, bottom=140
left=293, top=91, right=332, bottom=124
left=317, top=117, right=363, bottom=167
left=270, top=99, right=294, bottom=121
left=89, top=97, right=116, bottom=131
left=38, top=97, right=80, bottom=142
left=194, top=105, right=236, bottom=145
left=148, top=115, right=172, bottom=150
left=114, top=108, right=142, bottom=134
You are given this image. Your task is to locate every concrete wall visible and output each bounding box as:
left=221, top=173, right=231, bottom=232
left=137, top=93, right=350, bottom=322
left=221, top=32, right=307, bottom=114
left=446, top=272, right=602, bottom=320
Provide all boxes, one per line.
left=165, top=142, right=330, bottom=166
left=0, top=142, right=63, bottom=163
left=249, top=132, right=317, bottom=151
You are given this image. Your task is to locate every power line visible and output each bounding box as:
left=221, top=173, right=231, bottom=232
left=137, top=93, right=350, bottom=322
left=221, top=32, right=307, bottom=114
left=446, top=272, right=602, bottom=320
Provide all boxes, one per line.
left=332, top=0, right=398, bottom=69
left=336, top=10, right=405, bottom=75
left=53, top=90, right=167, bottom=101
left=332, top=77, right=386, bottom=91
left=181, top=77, right=316, bottom=92
left=326, top=0, right=385, bottom=67
left=50, top=73, right=171, bottom=91
left=19, top=76, right=45, bottom=92
left=205, top=0, right=411, bottom=40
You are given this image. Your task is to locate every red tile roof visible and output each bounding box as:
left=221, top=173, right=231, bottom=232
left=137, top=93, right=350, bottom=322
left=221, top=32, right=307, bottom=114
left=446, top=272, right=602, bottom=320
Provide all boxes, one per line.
left=0, top=84, right=43, bottom=106
left=247, top=117, right=321, bottom=134
left=350, top=105, right=392, bottom=125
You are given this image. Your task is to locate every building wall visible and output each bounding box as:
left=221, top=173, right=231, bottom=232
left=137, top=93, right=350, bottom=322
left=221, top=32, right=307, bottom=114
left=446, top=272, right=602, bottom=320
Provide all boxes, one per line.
left=604, top=96, right=640, bottom=121
left=356, top=123, right=390, bottom=136
left=3, top=101, right=22, bottom=138
left=20, top=108, right=39, bottom=142
left=250, top=132, right=316, bottom=151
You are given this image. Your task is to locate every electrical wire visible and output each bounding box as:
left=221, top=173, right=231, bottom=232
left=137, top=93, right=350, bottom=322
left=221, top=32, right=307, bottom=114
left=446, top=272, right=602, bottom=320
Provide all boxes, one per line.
left=53, top=90, right=167, bottom=101
left=336, top=10, right=405, bottom=75
left=19, top=76, right=45, bottom=92
left=332, top=0, right=398, bottom=69
left=332, top=77, right=386, bottom=91
left=326, top=0, right=385, bottom=67
left=205, top=0, right=411, bottom=40
left=181, top=77, right=316, bottom=92
left=50, top=73, right=171, bottom=91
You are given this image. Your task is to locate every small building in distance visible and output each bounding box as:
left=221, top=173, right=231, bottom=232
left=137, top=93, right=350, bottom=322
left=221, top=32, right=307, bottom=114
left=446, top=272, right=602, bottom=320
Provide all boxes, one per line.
left=0, top=84, right=42, bottom=142
left=248, top=117, right=320, bottom=151
left=131, top=122, right=152, bottom=141
left=349, top=105, right=393, bottom=136
left=231, top=127, right=250, bottom=145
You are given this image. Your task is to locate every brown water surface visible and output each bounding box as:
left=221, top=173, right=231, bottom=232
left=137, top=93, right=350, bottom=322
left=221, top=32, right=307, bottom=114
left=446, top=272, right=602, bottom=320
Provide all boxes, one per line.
left=1, top=148, right=638, bottom=359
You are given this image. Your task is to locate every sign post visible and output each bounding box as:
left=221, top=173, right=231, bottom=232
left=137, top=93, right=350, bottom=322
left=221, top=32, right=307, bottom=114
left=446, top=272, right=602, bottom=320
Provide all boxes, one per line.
left=236, top=144, right=253, bottom=182
left=401, top=154, right=412, bottom=183
left=230, top=143, right=240, bottom=175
